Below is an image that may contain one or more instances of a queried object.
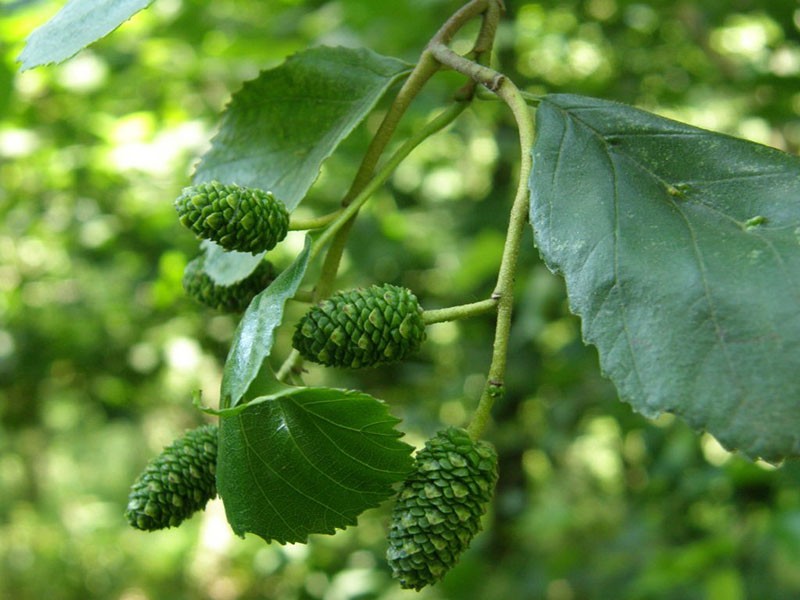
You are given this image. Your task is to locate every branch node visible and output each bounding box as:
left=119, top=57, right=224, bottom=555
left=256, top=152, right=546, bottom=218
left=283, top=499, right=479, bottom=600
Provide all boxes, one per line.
left=484, top=74, right=505, bottom=92
left=488, top=380, right=505, bottom=400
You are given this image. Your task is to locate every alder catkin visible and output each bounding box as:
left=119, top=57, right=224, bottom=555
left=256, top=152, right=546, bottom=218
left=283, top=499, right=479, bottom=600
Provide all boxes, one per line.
left=386, top=427, right=498, bottom=590
left=125, top=424, right=218, bottom=531
left=174, top=181, right=290, bottom=254
left=182, top=255, right=275, bottom=313
left=292, top=283, right=426, bottom=369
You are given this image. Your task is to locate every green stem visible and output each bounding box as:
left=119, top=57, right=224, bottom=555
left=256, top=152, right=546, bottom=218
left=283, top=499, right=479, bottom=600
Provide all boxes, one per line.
left=313, top=215, right=354, bottom=303
left=454, top=0, right=504, bottom=100
left=310, top=50, right=442, bottom=306
left=289, top=289, right=314, bottom=303
left=289, top=211, right=341, bottom=231
left=475, top=87, right=541, bottom=105
left=308, top=101, right=469, bottom=265
left=430, top=0, right=502, bottom=47
left=470, top=0, right=503, bottom=59
left=276, top=349, right=303, bottom=384
left=428, top=43, right=504, bottom=91
left=275, top=103, right=469, bottom=384
left=341, top=53, right=441, bottom=207
left=428, top=43, right=535, bottom=440
left=422, top=298, right=498, bottom=325
left=315, top=0, right=503, bottom=300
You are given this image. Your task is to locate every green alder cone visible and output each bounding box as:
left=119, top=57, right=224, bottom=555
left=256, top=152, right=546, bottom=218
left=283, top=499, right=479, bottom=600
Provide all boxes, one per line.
left=174, top=181, right=290, bottom=254
left=292, top=283, right=426, bottom=369
left=182, top=255, right=276, bottom=313
left=386, top=427, right=498, bottom=590
left=125, top=424, right=218, bottom=531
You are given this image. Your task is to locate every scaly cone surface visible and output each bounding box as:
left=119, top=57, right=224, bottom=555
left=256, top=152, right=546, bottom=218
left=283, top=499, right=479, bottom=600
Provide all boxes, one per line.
left=125, top=424, right=219, bottom=531
left=174, top=181, right=289, bottom=254
left=386, top=427, right=498, bottom=590
left=292, top=284, right=426, bottom=368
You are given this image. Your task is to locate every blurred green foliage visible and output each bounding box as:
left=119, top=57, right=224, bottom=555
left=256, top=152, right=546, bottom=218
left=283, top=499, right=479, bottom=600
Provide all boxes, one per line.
left=2, top=1, right=800, bottom=598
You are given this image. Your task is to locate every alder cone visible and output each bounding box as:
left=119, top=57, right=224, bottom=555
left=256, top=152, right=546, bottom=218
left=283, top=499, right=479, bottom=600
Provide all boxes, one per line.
left=174, top=181, right=290, bottom=253
left=292, top=283, right=426, bottom=368
left=182, top=255, right=275, bottom=313
left=125, top=424, right=218, bottom=531
left=386, top=427, right=498, bottom=590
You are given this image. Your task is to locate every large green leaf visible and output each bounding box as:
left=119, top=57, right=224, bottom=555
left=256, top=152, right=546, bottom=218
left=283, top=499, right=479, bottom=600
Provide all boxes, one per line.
left=221, top=236, right=310, bottom=409
left=193, top=46, right=411, bottom=211
left=529, top=93, right=800, bottom=461
left=216, top=386, right=413, bottom=544
left=18, top=0, right=154, bottom=70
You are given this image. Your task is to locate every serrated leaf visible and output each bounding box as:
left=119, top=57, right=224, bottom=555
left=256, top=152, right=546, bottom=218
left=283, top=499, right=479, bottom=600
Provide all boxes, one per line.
left=200, top=241, right=266, bottom=286
left=18, top=0, right=153, bottom=70
left=529, top=93, right=800, bottom=461
left=196, top=363, right=293, bottom=418
left=216, top=387, right=413, bottom=544
left=221, top=236, right=310, bottom=409
left=193, top=46, right=411, bottom=211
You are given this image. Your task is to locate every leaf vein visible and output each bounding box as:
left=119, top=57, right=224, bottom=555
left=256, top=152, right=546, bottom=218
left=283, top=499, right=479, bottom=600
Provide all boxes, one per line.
left=238, top=414, right=304, bottom=541
left=290, top=400, right=411, bottom=476
left=277, top=401, right=394, bottom=494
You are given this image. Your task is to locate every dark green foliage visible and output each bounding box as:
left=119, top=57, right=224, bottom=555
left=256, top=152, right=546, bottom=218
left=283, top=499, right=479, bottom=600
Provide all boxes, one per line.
left=125, top=424, right=218, bottom=531
left=216, top=387, right=414, bottom=543
left=182, top=255, right=275, bottom=313
left=386, top=427, right=498, bottom=590
left=9, top=2, right=800, bottom=598
left=530, top=94, right=800, bottom=461
left=292, top=283, right=426, bottom=368
left=174, top=181, right=289, bottom=254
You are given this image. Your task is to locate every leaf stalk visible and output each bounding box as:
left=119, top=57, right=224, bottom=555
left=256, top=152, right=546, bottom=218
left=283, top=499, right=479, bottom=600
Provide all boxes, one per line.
left=422, top=298, right=498, bottom=325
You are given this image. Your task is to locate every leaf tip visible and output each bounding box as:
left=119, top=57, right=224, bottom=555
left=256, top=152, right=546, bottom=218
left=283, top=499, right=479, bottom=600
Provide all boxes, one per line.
left=16, top=47, right=52, bottom=72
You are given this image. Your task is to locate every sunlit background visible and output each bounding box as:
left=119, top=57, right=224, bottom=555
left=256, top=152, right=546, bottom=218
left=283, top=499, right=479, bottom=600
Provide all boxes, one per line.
left=3, top=1, right=800, bottom=599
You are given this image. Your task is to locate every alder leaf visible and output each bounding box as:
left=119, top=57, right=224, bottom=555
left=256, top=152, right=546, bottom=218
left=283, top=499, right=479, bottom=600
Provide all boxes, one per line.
left=192, top=46, right=409, bottom=284
left=221, top=236, right=310, bottom=409
left=216, top=387, right=413, bottom=544
left=199, top=241, right=266, bottom=287
left=193, top=46, right=411, bottom=211
left=19, top=0, right=153, bottom=70
left=529, top=93, right=800, bottom=461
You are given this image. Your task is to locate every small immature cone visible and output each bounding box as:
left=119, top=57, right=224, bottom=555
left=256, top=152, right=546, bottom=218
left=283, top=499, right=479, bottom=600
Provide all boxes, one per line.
left=386, top=427, right=498, bottom=590
left=125, top=424, right=218, bottom=531
left=182, top=255, right=275, bottom=313
left=292, top=283, right=426, bottom=369
left=174, top=181, right=290, bottom=254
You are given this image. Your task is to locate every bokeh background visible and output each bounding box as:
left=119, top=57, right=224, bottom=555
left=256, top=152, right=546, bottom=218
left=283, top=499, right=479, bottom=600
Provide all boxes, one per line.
left=3, top=0, right=800, bottom=598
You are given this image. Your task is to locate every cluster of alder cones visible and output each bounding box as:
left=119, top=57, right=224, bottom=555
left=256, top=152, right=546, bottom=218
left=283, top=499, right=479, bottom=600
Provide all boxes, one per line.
left=125, top=181, right=499, bottom=589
